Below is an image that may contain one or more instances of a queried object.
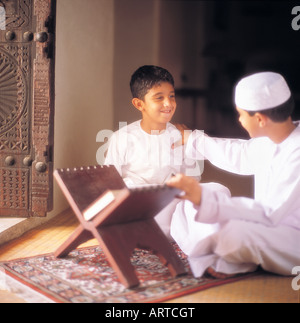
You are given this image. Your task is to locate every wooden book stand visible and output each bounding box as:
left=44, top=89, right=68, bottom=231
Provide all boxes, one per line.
left=54, top=166, right=186, bottom=288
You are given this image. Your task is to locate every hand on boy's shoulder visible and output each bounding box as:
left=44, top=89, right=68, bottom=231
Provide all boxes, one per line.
left=171, top=123, right=192, bottom=149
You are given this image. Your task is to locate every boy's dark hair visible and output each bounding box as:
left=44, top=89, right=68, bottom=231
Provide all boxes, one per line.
left=130, top=65, right=174, bottom=100
left=246, top=96, right=295, bottom=122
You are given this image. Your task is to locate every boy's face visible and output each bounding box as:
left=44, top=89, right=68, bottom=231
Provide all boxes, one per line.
left=133, top=82, right=176, bottom=131
left=236, top=107, right=262, bottom=138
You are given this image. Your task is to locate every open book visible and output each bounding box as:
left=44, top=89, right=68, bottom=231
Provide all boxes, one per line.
left=83, top=189, right=122, bottom=221
left=54, top=165, right=181, bottom=226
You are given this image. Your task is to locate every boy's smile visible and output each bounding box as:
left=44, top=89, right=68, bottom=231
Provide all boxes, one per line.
left=132, top=82, right=176, bottom=133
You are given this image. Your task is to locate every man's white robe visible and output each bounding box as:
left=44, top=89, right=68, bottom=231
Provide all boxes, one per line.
left=171, top=122, right=300, bottom=277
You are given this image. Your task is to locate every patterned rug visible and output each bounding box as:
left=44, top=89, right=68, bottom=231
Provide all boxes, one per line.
left=0, top=245, right=253, bottom=303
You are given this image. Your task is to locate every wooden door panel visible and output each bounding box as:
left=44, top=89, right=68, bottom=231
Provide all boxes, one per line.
left=0, top=0, right=55, bottom=217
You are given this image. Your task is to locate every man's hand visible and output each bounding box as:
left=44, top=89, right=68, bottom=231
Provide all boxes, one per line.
left=172, top=124, right=192, bottom=149
left=167, top=174, right=202, bottom=206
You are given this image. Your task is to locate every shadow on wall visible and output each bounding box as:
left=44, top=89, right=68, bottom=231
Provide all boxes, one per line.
left=201, top=160, right=254, bottom=198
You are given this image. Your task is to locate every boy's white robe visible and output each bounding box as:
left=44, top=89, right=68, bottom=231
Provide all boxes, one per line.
left=171, top=122, right=300, bottom=277
left=104, top=120, right=202, bottom=237
left=104, top=120, right=201, bottom=186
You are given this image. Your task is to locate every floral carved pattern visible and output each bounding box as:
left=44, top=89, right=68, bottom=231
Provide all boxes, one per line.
left=0, top=49, right=26, bottom=136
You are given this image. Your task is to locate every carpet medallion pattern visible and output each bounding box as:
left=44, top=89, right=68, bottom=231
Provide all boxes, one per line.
left=0, top=245, right=251, bottom=303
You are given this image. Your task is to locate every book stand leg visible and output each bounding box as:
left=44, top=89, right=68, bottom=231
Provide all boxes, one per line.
left=54, top=225, right=93, bottom=258
left=54, top=219, right=186, bottom=289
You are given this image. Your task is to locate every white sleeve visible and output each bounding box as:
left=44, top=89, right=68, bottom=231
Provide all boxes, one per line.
left=104, top=132, right=126, bottom=176
left=186, top=130, right=256, bottom=175
left=196, top=187, right=272, bottom=225
left=180, top=151, right=202, bottom=181
left=196, top=161, right=300, bottom=229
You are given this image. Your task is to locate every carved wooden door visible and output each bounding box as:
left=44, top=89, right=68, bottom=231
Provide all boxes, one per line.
left=0, top=0, right=55, bottom=217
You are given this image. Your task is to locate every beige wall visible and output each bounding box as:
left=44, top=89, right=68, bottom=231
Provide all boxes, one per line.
left=112, top=0, right=208, bottom=129
left=112, top=0, right=161, bottom=130
left=50, top=0, right=253, bottom=218
left=49, top=0, right=115, bottom=216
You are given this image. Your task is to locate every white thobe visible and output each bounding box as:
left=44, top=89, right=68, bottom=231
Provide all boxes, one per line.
left=104, top=120, right=202, bottom=236
left=104, top=120, right=201, bottom=186
left=171, top=122, right=300, bottom=277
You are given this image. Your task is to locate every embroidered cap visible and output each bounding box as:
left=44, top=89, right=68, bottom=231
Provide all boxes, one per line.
left=235, top=72, right=291, bottom=111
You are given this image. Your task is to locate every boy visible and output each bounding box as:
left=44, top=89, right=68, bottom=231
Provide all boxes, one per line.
left=105, top=65, right=201, bottom=186
left=168, top=71, right=300, bottom=278
left=104, top=65, right=202, bottom=236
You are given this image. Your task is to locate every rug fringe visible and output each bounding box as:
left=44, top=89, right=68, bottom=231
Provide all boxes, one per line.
left=0, top=268, right=54, bottom=303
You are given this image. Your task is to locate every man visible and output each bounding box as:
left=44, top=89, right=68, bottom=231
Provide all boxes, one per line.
left=168, top=72, right=300, bottom=278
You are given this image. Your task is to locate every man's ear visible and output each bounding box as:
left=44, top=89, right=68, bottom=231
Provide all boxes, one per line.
left=255, top=112, right=268, bottom=128
left=132, top=98, right=144, bottom=112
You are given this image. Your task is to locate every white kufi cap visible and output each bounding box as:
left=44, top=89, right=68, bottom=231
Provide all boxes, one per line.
left=235, top=72, right=291, bottom=111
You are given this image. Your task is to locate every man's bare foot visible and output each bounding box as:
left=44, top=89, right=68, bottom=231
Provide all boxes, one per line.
left=205, top=267, right=238, bottom=279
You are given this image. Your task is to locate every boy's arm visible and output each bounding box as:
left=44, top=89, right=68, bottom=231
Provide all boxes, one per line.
left=104, top=132, right=125, bottom=175
left=171, top=124, right=202, bottom=181
left=172, top=124, right=254, bottom=175
left=104, top=131, right=137, bottom=187
left=186, top=130, right=255, bottom=176
left=168, top=163, right=300, bottom=229
left=180, top=154, right=202, bottom=181
left=196, top=178, right=300, bottom=228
